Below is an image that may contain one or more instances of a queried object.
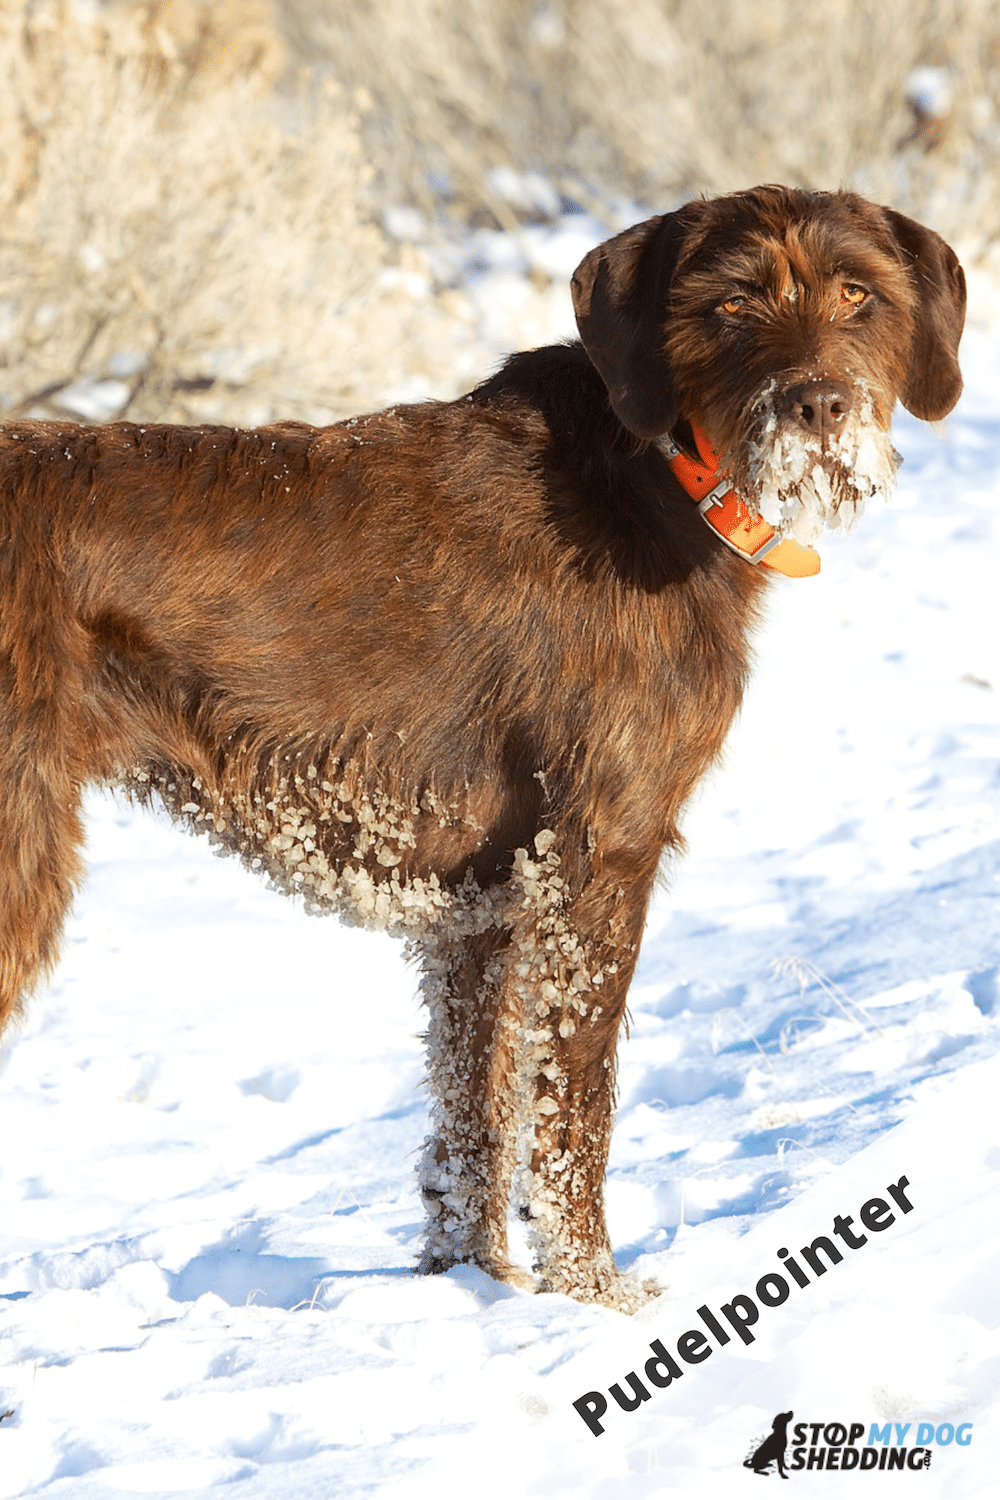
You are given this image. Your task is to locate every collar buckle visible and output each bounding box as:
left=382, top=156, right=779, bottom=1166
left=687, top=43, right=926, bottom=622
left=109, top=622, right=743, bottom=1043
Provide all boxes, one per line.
left=666, top=424, right=820, bottom=578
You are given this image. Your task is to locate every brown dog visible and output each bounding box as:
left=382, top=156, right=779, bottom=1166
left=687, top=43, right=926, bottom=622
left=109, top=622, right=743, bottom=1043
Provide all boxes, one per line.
left=0, top=187, right=964, bottom=1309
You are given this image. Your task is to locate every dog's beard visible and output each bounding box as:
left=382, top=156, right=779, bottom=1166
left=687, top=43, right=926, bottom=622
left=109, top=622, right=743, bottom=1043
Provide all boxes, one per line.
left=729, top=381, right=899, bottom=546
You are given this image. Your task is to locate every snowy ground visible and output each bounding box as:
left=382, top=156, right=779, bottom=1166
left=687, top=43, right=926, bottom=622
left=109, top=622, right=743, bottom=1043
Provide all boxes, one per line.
left=1, top=217, right=999, bottom=1497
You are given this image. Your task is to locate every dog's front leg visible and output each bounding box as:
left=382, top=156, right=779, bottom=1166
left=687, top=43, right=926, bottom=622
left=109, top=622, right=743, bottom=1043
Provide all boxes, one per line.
left=417, top=922, right=534, bottom=1288
left=512, top=843, right=657, bottom=1311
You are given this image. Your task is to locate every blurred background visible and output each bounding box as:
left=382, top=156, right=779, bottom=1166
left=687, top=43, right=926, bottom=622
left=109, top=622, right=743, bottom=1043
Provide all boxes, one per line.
left=1, top=0, right=997, bottom=428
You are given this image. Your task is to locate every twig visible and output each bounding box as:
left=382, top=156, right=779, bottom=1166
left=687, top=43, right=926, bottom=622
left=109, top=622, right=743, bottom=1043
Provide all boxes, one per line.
left=330, top=1185, right=378, bottom=1228
left=778, top=1014, right=825, bottom=1053
left=678, top=1161, right=732, bottom=1227
left=772, top=956, right=884, bottom=1036
left=712, top=1007, right=776, bottom=1072
left=290, top=1277, right=334, bottom=1312
left=775, top=1137, right=834, bottom=1169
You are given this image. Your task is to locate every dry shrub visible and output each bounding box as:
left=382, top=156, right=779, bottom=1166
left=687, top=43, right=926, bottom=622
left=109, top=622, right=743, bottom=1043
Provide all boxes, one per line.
left=281, top=0, right=1000, bottom=249
left=102, top=0, right=285, bottom=91
left=278, top=0, right=703, bottom=223
left=0, top=0, right=477, bottom=425
left=3, top=0, right=998, bottom=429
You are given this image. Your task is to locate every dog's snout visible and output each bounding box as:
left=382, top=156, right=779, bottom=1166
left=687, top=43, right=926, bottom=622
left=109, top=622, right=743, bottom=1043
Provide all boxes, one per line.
left=784, top=379, right=853, bottom=439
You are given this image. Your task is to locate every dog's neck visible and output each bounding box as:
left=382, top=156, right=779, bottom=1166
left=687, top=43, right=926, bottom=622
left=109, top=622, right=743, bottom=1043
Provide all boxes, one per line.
left=663, top=422, right=821, bottom=578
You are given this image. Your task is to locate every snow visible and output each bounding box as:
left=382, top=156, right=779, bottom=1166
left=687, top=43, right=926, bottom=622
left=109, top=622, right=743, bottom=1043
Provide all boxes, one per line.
left=2, top=223, right=1000, bottom=1497
left=50, top=379, right=131, bottom=423
left=905, top=66, right=954, bottom=121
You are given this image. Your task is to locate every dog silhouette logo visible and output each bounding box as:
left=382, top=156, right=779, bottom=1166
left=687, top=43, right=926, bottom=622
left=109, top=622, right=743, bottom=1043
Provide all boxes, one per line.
left=745, top=1411, right=794, bottom=1477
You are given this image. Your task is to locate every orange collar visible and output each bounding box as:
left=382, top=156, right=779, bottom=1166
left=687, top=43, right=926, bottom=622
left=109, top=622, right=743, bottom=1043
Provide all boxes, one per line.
left=664, top=423, right=820, bottom=577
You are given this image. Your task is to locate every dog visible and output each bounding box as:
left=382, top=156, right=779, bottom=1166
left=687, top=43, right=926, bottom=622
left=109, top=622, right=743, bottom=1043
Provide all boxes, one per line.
left=0, top=187, right=964, bottom=1310
left=745, top=1410, right=794, bottom=1476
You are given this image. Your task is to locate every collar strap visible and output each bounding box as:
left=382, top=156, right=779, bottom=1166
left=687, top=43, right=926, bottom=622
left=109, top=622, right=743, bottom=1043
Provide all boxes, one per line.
left=664, top=422, right=820, bottom=577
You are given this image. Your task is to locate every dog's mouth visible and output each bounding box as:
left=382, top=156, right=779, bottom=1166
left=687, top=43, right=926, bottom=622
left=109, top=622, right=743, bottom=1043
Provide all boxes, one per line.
left=727, top=379, right=900, bottom=546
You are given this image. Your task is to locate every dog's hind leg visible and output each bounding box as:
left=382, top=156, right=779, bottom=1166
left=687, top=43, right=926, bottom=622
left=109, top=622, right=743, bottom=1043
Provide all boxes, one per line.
left=0, top=513, right=103, bottom=1033
left=0, top=709, right=88, bottom=1033
left=0, top=570, right=98, bottom=1034
left=417, top=921, right=533, bottom=1288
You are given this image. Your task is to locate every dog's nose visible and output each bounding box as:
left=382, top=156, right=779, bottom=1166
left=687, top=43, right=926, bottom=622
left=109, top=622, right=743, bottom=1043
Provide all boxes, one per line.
left=784, top=379, right=853, bottom=439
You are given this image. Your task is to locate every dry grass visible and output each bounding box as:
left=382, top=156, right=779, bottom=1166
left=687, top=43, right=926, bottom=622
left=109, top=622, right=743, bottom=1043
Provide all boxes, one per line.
left=0, top=0, right=478, bottom=424
left=1, top=0, right=998, bottom=426
left=282, top=0, right=1000, bottom=246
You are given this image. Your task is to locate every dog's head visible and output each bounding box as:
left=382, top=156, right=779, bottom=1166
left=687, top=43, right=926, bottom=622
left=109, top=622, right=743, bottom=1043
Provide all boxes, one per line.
left=572, top=187, right=965, bottom=544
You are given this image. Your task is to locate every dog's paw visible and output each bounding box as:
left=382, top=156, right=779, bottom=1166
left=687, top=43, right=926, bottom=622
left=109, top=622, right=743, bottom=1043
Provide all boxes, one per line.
left=536, top=1265, right=660, bottom=1313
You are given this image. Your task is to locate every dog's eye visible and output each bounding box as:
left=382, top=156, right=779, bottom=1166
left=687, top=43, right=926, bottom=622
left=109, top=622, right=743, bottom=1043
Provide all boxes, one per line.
left=721, top=296, right=745, bottom=314
left=841, top=284, right=868, bottom=306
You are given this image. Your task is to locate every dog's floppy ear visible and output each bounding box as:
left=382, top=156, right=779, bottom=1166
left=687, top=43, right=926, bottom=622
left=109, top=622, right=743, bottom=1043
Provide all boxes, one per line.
left=881, top=207, right=966, bottom=421
left=572, top=209, right=694, bottom=440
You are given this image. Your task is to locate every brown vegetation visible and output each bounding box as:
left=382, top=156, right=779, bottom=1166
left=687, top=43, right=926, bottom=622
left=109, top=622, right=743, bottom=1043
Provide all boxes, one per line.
left=0, top=1, right=996, bottom=425
left=0, top=0, right=477, bottom=425
left=280, top=0, right=1000, bottom=241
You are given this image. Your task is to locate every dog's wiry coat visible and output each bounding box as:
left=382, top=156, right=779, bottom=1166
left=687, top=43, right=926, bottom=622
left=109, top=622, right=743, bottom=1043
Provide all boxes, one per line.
left=0, top=187, right=965, bottom=1309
